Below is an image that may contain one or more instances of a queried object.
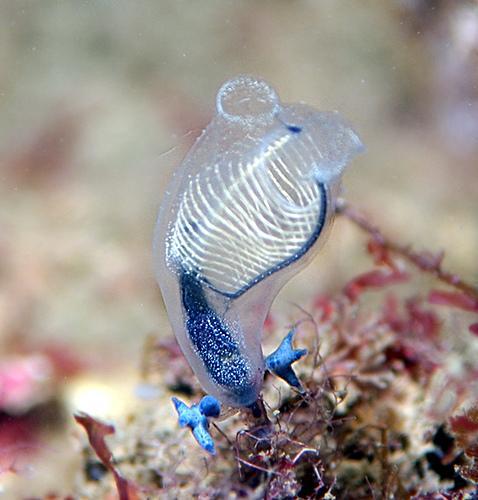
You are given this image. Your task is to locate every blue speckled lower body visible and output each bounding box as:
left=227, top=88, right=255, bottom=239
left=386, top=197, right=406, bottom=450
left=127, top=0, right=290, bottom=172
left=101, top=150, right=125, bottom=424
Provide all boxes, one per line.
left=179, top=269, right=257, bottom=405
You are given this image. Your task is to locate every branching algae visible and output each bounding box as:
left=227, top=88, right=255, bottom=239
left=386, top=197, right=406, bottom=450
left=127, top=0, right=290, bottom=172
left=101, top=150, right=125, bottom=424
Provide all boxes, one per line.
left=153, top=75, right=363, bottom=453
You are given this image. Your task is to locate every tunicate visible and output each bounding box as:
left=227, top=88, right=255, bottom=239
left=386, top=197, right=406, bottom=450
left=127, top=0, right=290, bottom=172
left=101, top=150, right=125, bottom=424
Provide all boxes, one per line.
left=153, top=75, right=363, bottom=406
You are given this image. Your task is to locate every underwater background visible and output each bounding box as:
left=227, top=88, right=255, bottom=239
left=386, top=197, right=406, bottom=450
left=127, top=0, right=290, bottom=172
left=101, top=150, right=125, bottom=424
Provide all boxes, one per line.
left=0, top=1, right=477, bottom=497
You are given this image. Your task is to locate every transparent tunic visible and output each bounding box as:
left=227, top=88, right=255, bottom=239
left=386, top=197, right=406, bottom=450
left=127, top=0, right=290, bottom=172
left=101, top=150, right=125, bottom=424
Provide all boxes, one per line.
left=153, top=76, right=363, bottom=407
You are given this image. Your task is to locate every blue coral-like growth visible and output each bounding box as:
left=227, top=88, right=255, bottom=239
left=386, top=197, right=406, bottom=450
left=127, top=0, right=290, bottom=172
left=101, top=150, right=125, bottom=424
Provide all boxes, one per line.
left=265, top=329, right=307, bottom=390
left=172, top=395, right=221, bottom=454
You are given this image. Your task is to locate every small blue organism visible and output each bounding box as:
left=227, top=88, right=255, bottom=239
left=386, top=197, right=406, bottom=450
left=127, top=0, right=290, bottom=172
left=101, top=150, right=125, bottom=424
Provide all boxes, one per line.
left=154, top=75, right=363, bottom=453
left=265, top=329, right=307, bottom=391
left=172, top=395, right=221, bottom=454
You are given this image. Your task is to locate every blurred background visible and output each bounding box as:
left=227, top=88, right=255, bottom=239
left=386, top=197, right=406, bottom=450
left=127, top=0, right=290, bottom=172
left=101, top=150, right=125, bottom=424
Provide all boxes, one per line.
left=0, top=0, right=477, bottom=496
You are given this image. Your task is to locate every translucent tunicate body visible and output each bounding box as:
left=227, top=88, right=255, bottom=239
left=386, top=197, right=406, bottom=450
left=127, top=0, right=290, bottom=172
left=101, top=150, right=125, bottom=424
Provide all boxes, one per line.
left=153, top=75, right=363, bottom=407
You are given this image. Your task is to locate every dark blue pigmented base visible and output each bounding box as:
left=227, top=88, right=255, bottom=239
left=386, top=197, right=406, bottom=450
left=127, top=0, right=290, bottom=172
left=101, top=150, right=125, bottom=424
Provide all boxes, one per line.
left=179, top=269, right=257, bottom=405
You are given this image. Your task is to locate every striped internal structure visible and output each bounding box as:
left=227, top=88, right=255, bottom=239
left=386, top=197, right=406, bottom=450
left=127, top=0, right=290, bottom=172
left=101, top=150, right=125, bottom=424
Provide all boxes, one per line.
left=168, top=131, right=326, bottom=298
